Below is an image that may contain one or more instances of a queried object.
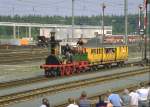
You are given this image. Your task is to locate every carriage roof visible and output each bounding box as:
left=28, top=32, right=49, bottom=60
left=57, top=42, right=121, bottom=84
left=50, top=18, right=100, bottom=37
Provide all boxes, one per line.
left=83, top=37, right=127, bottom=48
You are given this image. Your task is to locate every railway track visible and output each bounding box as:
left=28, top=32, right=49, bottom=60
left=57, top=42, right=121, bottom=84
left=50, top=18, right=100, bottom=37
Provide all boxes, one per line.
left=0, top=61, right=145, bottom=89
left=0, top=76, right=47, bottom=89
left=0, top=67, right=149, bottom=107
left=0, top=47, right=47, bottom=53
left=0, top=49, right=48, bottom=64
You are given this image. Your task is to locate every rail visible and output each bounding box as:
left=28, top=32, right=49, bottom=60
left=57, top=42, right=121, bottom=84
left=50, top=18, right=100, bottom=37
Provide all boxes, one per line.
left=0, top=61, right=145, bottom=89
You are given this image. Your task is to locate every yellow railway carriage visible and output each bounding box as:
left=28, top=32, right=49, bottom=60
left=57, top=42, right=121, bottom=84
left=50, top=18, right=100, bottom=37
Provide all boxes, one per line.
left=84, top=37, right=128, bottom=66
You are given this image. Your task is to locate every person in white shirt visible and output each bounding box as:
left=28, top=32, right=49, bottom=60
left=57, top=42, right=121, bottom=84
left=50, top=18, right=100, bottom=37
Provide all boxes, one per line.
left=136, top=83, right=149, bottom=107
left=40, top=98, right=50, bottom=107
left=129, top=89, right=139, bottom=107
left=67, top=98, right=79, bottom=107
left=147, top=86, right=150, bottom=104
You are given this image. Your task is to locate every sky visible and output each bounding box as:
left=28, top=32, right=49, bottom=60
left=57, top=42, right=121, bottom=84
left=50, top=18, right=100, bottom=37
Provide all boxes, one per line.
left=0, top=0, right=144, bottom=16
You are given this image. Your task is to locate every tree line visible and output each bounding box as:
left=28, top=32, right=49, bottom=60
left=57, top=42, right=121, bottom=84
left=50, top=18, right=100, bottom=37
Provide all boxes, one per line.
left=0, top=14, right=142, bottom=39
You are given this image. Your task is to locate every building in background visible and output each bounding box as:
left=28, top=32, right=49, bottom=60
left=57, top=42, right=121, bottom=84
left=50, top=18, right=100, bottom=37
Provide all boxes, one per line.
left=40, top=25, right=112, bottom=41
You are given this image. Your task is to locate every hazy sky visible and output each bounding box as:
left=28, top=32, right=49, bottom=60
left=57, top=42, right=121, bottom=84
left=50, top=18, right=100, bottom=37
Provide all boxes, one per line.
left=0, top=0, right=144, bottom=16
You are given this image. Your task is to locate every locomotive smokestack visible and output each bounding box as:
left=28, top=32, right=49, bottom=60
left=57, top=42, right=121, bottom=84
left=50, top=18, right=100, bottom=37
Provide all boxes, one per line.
left=50, top=30, right=56, bottom=55
left=50, top=31, right=55, bottom=41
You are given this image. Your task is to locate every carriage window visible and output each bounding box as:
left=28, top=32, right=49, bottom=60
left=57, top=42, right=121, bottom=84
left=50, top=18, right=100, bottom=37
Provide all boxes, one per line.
left=97, top=49, right=101, bottom=54
left=91, top=49, right=96, bottom=54
left=91, top=49, right=93, bottom=54
left=97, top=49, right=99, bottom=54
left=105, top=48, right=115, bottom=53
left=99, top=49, right=102, bottom=54
left=105, top=49, right=109, bottom=53
left=111, top=48, right=115, bottom=53
left=119, top=47, right=121, bottom=52
left=93, top=49, right=96, bottom=54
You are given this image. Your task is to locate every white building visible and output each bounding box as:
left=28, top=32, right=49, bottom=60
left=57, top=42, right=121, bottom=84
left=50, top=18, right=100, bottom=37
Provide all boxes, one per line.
left=40, top=25, right=112, bottom=40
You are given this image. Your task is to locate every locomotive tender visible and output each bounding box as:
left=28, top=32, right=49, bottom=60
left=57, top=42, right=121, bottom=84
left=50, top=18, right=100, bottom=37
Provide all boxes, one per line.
left=40, top=31, right=128, bottom=77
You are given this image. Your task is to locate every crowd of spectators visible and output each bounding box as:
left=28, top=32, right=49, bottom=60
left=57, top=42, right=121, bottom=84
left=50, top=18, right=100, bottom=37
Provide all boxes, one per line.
left=40, top=83, right=150, bottom=107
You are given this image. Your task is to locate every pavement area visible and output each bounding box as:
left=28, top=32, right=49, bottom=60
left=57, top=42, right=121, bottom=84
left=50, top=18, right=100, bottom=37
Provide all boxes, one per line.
left=6, top=73, right=149, bottom=107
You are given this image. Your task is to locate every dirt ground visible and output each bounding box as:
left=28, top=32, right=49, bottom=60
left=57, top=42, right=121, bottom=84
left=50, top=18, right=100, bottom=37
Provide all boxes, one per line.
left=0, top=60, right=45, bottom=82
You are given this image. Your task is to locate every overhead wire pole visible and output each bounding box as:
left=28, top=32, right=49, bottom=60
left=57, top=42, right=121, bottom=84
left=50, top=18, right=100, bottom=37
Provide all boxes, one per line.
left=148, top=1, right=150, bottom=63
left=124, top=0, right=128, bottom=45
left=138, top=4, right=144, bottom=59
left=138, top=4, right=143, bottom=35
left=12, top=7, right=16, bottom=39
left=143, top=0, right=148, bottom=62
left=72, top=0, right=75, bottom=42
left=102, top=3, right=106, bottom=44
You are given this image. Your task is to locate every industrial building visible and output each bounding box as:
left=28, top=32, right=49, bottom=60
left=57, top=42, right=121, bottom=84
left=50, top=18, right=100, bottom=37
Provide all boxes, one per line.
left=40, top=25, right=112, bottom=40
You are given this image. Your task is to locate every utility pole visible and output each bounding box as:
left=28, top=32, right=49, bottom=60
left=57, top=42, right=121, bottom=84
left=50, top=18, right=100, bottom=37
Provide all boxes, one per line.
left=138, top=4, right=143, bottom=35
left=17, top=26, right=20, bottom=38
left=143, top=0, right=148, bottom=62
left=12, top=7, right=15, bottom=17
left=102, top=3, right=106, bottom=44
left=33, top=7, right=35, bottom=16
left=124, top=0, right=128, bottom=45
left=138, top=4, right=144, bottom=59
left=12, top=7, right=16, bottom=39
left=72, top=0, right=75, bottom=42
left=13, top=24, right=16, bottom=39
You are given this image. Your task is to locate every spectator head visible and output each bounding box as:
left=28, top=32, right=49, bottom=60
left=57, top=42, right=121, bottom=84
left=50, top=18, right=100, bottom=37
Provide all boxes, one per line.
left=68, top=97, right=75, bottom=104
left=107, top=89, right=112, bottom=96
left=130, top=89, right=135, bottom=92
left=80, top=91, right=87, bottom=98
left=139, top=82, right=145, bottom=87
left=42, top=98, right=50, bottom=107
left=66, top=43, right=69, bottom=46
left=123, top=89, right=129, bottom=94
left=42, top=98, right=48, bottom=104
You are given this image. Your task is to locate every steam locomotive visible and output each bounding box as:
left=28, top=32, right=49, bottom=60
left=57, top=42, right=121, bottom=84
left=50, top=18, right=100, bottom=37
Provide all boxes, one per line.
left=40, top=31, right=128, bottom=77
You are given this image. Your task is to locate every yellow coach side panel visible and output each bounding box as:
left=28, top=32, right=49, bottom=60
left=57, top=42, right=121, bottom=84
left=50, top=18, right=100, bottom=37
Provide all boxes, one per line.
left=94, top=48, right=103, bottom=63
left=102, top=48, right=116, bottom=62
left=86, top=48, right=93, bottom=61
left=116, top=46, right=128, bottom=61
left=86, top=48, right=103, bottom=63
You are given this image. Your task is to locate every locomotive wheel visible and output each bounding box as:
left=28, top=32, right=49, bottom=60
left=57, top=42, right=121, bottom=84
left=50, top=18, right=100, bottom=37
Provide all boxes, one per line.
left=73, top=64, right=78, bottom=73
left=94, top=65, right=98, bottom=71
left=81, top=67, right=87, bottom=72
left=72, top=66, right=76, bottom=74
left=104, top=65, right=108, bottom=69
left=65, top=66, right=71, bottom=76
left=45, top=70, right=51, bottom=77
left=107, top=64, right=111, bottom=69
left=51, top=68, right=60, bottom=77
left=87, top=67, right=91, bottom=72
left=81, top=67, right=85, bottom=72
left=104, top=64, right=111, bottom=69
left=117, top=62, right=122, bottom=67
left=89, top=66, right=94, bottom=72
left=91, top=66, right=96, bottom=71
left=120, top=61, right=125, bottom=67
left=60, top=67, right=65, bottom=76
left=76, top=67, right=80, bottom=73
